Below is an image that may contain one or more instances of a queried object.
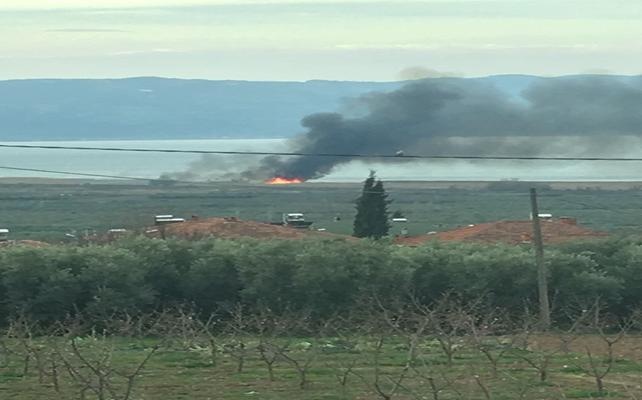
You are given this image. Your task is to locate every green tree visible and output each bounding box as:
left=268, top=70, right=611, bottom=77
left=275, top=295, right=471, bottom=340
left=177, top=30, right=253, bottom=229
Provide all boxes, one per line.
left=353, top=171, right=391, bottom=239
left=181, top=240, right=242, bottom=314
left=392, top=210, right=405, bottom=219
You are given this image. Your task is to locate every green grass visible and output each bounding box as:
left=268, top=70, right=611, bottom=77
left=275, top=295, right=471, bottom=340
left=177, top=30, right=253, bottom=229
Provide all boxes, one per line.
left=2, top=334, right=642, bottom=399
left=565, top=390, right=624, bottom=398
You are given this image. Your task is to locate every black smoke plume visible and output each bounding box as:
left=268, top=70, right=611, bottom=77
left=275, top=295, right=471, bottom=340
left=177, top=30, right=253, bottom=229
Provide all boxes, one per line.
left=244, top=75, right=642, bottom=180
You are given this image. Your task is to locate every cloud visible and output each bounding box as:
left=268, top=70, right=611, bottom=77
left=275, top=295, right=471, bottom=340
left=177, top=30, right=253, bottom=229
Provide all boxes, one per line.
left=2, top=1, right=208, bottom=10
left=45, top=28, right=130, bottom=33
left=397, top=67, right=462, bottom=80
left=335, top=43, right=442, bottom=50
left=108, top=48, right=183, bottom=56
left=0, top=0, right=408, bottom=11
left=333, top=43, right=604, bottom=52
left=582, top=68, right=614, bottom=75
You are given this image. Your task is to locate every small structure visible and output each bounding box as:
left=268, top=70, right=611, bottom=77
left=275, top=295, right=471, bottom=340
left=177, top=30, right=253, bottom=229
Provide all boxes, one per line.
left=281, top=213, right=313, bottom=229
left=0, top=229, right=8, bottom=242
left=530, top=213, right=553, bottom=220
left=107, top=228, right=128, bottom=239
left=391, top=216, right=409, bottom=237
left=155, top=215, right=186, bottom=225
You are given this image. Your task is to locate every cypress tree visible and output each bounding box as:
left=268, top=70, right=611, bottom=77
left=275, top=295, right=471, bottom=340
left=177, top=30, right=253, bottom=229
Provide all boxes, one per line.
left=353, top=171, right=391, bottom=239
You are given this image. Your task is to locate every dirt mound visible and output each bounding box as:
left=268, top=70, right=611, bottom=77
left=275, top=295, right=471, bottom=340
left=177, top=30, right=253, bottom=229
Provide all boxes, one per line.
left=151, top=217, right=350, bottom=241
left=396, top=219, right=608, bottom=246
left=0, top=240, right=50, bottom=248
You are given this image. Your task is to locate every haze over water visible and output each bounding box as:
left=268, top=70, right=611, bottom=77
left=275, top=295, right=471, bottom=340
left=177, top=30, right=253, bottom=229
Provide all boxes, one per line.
left=0, top=139, right=640, bottom=182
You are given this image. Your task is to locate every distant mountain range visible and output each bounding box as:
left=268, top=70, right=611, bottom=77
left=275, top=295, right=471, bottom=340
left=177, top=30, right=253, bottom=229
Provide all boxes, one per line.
left=0, top=75, right=626, bottom=141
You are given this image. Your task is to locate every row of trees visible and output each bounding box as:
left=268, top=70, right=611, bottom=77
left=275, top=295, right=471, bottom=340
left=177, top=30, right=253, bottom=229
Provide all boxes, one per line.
left=2, top=297, right=638, bottom=399
left=0, top=235, right=640, bottom=325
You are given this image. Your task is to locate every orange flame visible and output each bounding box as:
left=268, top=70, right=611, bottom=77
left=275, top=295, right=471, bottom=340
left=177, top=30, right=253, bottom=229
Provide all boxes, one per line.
left=265, top=176, right=304, bottom=185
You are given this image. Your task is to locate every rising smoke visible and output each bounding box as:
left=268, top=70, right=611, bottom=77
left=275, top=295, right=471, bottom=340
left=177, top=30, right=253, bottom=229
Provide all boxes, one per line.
left=241, top=75, right=642, bottom=180
left=162, top=76, right=642, bottom=181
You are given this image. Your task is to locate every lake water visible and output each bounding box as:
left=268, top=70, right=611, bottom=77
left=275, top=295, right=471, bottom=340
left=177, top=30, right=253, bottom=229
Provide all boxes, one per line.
left=0, top=139, right=287, bottom=180
left=0, top=139, right=640, bottom=182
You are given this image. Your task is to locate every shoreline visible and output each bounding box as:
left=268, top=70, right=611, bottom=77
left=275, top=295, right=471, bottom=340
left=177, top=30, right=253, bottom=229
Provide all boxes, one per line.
left=0, top=177, right=640, bottom=190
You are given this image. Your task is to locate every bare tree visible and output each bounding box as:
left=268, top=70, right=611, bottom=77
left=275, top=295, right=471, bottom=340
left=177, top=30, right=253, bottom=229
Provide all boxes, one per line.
left=275, top=342, right=318, bottom=389
left=6, top=314, right=46, bottom=381
left=336, top=296, right=416, bottom=399
left=473, top=373, right=493, bottom=400
left=377, top=298, right=429, bottom=366
left=0, top=326, right=15, bottom=368
left=221, top=304, right=251, bottom=373
left=157, top=306, right=202, bottom=350
left=324, top=314, right=362, bottom=390
left=519, top=346, right=559, bottom=383
left=465, top=308, right=515, bottom=378
left=251, top=307, right=295, bottom=382
left=421, top=294, right=478, bottom=367
left=557, top=299, right=594, bottom=353
left=502, top=308, right=559, bottom=383
left=194, top=313, right=221, bottom=367
left=352, top=335, right=410, bottom=400
left=408, top=359, right=461, bottom=400
left=49, top=315, right=161, bottom=400
left=269, top=310, right=322, bottom=389
left=580, top=301, right=631, bottom=395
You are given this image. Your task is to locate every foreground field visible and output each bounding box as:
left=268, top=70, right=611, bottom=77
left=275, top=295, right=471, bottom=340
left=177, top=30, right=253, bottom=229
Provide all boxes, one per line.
left=3, top=333, right=642, bottom=399
left=1, top=179, right=641, bottom=241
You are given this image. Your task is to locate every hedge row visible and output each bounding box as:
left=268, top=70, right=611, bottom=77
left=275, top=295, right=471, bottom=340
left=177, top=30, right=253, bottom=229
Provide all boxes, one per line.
left=0, top=235, right=640, bottom=324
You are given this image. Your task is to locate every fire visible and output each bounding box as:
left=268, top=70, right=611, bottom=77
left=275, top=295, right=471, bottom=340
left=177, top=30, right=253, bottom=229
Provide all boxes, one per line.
left=265, top=176, right=304, bottom=185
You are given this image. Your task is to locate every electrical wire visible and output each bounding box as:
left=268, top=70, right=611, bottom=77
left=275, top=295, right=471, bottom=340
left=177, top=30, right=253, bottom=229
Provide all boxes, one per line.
left=1, top=165, right=640, bottom=201
left=1, top=143, right=642, bottom=162
left=0, top=166, right=160, bottom=182
left=0, top=165, right=485, bottom=192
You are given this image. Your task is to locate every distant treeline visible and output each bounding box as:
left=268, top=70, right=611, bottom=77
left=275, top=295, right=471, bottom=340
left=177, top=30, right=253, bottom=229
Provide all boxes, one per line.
left=0, top=236, right=640, bottom=325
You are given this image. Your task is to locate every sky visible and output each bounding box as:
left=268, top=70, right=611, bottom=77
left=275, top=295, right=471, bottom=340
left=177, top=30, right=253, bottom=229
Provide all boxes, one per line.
left=1, top=0, right=642, bottom=81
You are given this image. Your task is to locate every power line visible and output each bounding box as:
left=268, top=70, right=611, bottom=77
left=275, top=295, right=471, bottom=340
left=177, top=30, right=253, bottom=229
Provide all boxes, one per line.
left=1, top=165, right=640, bottom=197
left=0, top=166, right=158, bottom=182
left=2, top=165, right=642, bottom=212
left=0, top=165, right=480, bottom=191
left=1, top=143, right=642, bottom=162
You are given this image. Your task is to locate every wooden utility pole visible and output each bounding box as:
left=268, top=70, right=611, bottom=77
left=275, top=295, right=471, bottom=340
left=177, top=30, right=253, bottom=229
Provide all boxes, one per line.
left=530, top=188, right=550, bottom=329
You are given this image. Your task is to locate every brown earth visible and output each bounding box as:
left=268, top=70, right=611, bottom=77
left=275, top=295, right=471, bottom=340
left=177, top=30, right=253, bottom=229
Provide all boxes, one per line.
left=150, top=217, right=351, bottom=241
left=396, top=219, right=608, bottom=246
left=529, top=334, right=642, bottom=360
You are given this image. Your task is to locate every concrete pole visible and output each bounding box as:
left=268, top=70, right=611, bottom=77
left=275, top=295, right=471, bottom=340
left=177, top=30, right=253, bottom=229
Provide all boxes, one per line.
left=530, top=188, right=551, bottom=330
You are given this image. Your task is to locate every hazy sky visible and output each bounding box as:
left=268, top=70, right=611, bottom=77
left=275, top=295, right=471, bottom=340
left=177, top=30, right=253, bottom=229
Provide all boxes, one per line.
left=2, top=0, right=642, bottom=81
